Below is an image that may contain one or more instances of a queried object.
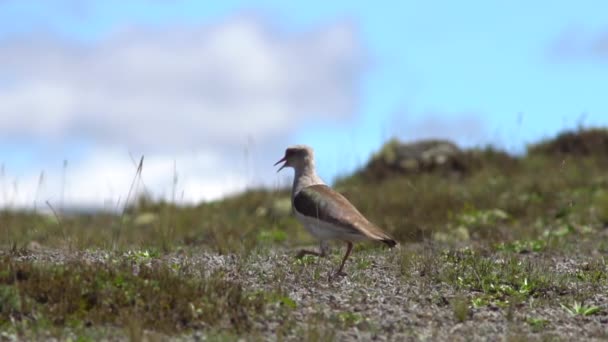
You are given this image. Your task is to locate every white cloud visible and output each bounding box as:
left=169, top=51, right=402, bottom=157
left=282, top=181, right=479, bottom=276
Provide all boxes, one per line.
left=0, top=15, right=365, bottom=150
left=1, top=148, right=248, bottom=209
left=0, top=15, right=366, bottom=207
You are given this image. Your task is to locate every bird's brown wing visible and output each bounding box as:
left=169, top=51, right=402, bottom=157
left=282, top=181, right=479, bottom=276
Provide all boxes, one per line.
left=293, top=184, right=396, bottom=245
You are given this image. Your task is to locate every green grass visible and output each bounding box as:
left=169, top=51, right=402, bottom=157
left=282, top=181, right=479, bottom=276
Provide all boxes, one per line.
left=1, top=127, right=608, bottom=339
left=0, top=255, right=266, bottom=336
left=526, top=317, right=549, bottom=332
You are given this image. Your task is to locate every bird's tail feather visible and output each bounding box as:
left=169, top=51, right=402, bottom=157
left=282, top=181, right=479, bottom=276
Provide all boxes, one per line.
left=381, top=238, right=398, bottom=248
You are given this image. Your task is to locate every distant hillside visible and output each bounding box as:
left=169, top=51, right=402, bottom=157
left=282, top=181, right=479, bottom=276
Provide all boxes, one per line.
left=338, top=127, right=608, bottom=185
left=4, top=127, right=608, bottom=252
left=528, top=128, right=608, bottom=157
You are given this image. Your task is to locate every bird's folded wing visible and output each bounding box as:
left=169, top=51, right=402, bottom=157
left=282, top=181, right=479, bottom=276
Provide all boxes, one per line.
left=293, top=184, right=390, bottom=240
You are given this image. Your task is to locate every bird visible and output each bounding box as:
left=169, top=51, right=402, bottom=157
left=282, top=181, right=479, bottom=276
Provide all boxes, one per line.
left=274, top=145, right=397, bottom=276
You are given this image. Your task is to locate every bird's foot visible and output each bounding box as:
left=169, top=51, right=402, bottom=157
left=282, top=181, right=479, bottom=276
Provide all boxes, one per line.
left=295, top=249, right=322, bottom=259
left=332, top=270, right=348, bottom=278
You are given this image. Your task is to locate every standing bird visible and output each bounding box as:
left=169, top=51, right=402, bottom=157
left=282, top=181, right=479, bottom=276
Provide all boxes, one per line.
left=275, top=145, right=397, bottom=276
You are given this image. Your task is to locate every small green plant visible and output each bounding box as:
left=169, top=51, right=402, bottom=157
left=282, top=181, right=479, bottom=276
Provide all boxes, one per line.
left=449, top=208, right=510, bottom=240
left=0, top=284, right=21, bottom=315
left=124, top=249, right=159, bottom=263
left=294, top=255, right=317, bottom=266
left=496, top=239, right=545, bottom=253
left=277, top=296, right=297, bottom=309
left=356, top=258, right=372, bottom=270
left=452, top=296, right=470, bottom=322
left=248, top=291, right=297, bottom=310
left=256, top=229, right=287, bottom=244
left=541, top=223, right=576, bottom=244
left=335, top=312, right=365, bottom=327
left=456, top=208, right=510, bottom=229
left=560, top=301, right=601, bottom=316
left=518, top=278, right=534, bottom=296
left=301, top=316, right=337, bottom=342
left=575, top=261, right=608, bottom=285
left=527, top=317, right=549, bottom=332
left=594, top=190, right=608, bottom=225
left=265, top=293, right=297, bottom=310
left=471, top=296, right=489, bottom=308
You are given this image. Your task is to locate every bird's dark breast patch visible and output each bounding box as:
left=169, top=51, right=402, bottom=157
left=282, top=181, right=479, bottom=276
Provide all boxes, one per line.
left=293, top=186, right=329, bottom=220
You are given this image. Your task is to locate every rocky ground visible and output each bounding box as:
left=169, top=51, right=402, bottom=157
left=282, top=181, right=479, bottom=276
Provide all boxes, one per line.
left=3, top=242, right=607, bottom=341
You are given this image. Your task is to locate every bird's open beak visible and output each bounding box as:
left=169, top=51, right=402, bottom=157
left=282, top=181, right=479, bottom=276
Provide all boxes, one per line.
left=274, top=156, right=287, bottom=172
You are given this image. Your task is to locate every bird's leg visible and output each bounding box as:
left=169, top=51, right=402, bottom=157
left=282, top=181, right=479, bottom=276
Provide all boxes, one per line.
left=296, top=241, right=329, bottom=259
left=319, top=240, right=329, bottom=257
left=335, top=241, right=353, bottom=277
left=296, top=249, right=323, bottom=259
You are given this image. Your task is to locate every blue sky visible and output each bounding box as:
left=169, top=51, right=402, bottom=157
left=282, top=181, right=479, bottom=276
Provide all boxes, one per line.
left=1, top=1, right=607, bottom=207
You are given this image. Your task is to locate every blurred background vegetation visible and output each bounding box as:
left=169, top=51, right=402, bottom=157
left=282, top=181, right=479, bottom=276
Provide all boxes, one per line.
left=2, top=127, right=607, bottom=255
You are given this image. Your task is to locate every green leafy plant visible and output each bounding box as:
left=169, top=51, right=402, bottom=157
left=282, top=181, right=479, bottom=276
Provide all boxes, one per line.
left=335, top=312, right=365, bottom=327
left=256, top=229, right=287, bottom=244
left=496, top=239, right=546, bottom=253
left=527, top=317, right=549, bottom=332
left=471, top=296, right=489, bottom=308
left=356, top=258, right=372, bottom=270
left=124, top=249, right=159, bottom=263
left=452, top=296, right=470, bottom=322
left=456, top=208, right=510, bottom=227
left=560, top=301, right=601, bottom=316
left=294, top=255, right=318, bottom=266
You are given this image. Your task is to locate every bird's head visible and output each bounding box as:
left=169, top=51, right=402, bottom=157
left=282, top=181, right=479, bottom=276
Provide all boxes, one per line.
left=274, top=145, right=315, bottom=172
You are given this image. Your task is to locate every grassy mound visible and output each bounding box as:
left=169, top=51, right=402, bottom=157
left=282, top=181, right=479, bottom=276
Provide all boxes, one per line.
left=351, top=138, right=517, bottom=182
left=528, top=128, right=608, bottom=158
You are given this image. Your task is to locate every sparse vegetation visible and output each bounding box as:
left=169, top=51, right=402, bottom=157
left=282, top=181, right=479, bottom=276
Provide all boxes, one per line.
left=560, top=301, right=601, bottom=317
left=1, top=128, right=608, bottom=340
